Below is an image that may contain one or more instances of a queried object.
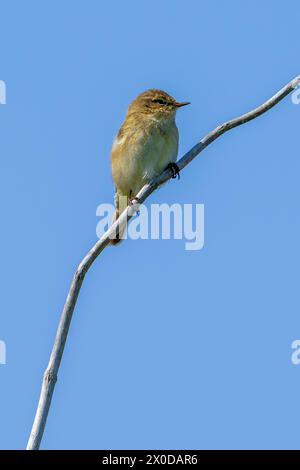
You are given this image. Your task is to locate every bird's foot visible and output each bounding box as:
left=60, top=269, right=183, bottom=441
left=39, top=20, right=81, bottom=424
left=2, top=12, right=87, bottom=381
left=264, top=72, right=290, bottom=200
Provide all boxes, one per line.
left=128, top=194, right=140, bottom=215
left=128, top=194, right=140, bottom=205
left=166, top=162, right=180, bottom=180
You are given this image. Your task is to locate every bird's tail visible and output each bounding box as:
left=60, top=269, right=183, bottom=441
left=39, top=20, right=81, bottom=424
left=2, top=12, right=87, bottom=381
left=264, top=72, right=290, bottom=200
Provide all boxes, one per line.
left=110, top=193, right=128, bottom=246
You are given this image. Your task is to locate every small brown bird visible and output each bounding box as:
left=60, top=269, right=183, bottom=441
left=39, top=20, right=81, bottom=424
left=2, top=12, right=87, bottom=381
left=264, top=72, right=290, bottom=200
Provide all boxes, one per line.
left=110, top=89, right=190, bottom=244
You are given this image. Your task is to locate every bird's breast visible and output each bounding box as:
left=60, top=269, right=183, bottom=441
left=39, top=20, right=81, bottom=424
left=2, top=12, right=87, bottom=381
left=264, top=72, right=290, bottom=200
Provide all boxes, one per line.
left=111, top=121, right=179, bottom=196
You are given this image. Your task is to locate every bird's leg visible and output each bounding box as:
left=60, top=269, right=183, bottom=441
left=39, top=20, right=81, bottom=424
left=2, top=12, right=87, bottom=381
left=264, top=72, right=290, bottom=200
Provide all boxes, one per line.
left=128, top=191, right=140, bottom=215
left=128, top=190, right=140, bottom=205
left=166, top=162, right=180, bottom=180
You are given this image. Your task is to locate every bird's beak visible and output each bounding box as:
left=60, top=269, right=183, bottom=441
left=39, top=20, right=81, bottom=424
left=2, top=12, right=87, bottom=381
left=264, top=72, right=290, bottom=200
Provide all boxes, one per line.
left=175, top=101, right=191, bottom=108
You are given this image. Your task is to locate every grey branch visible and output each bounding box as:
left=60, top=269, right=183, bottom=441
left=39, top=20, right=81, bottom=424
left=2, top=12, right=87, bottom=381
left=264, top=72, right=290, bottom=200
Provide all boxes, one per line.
left=26, top=75, right=300, bottom=450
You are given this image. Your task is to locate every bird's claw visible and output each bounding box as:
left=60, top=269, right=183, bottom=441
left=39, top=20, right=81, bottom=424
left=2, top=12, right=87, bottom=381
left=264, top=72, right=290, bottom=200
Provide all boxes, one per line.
left=128, top=195, right=140, bottom=215
left=166, top=162, right=180, bottom=180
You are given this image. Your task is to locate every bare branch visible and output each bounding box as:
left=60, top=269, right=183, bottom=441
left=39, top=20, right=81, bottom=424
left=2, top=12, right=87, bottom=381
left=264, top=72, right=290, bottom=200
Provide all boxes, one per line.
left=26, top=75, right=300, bottom=450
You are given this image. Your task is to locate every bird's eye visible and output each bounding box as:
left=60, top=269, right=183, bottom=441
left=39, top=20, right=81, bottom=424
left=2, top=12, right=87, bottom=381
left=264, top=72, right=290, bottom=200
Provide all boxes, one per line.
left=153, top=99, right=167, bottom=105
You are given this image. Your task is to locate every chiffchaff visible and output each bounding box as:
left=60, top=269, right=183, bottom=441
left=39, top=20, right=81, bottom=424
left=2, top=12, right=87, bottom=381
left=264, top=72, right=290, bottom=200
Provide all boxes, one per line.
left=110, top=89, right=190, bottom=244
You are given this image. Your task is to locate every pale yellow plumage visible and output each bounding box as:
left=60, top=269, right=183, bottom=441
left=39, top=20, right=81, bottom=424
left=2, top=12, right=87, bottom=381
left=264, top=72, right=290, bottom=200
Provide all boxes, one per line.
left=110, top=89, right=189, bottom=244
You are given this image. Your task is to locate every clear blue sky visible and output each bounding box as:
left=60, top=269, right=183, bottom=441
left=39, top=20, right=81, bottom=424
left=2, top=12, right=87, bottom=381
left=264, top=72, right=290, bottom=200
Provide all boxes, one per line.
left=1, top=0, right=300, bottom=450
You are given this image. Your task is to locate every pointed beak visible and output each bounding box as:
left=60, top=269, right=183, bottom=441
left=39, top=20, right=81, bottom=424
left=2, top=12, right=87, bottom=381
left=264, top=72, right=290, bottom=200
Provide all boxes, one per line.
left=175, top=101, right=191, bottom=108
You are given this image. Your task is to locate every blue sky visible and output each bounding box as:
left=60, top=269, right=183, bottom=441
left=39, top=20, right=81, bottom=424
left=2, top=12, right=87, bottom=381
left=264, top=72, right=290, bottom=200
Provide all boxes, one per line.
left=1, top=0, right=300, bottom=449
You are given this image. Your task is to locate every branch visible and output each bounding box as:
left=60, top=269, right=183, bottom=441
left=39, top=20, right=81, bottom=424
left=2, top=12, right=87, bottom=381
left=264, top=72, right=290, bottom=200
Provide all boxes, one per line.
left=26, top=75, right=300, bottom=450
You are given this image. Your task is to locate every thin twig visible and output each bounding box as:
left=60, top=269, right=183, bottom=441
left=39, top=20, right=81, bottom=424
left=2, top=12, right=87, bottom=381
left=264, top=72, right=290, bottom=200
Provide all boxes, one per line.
left=26, top=75, right=300, bottom=450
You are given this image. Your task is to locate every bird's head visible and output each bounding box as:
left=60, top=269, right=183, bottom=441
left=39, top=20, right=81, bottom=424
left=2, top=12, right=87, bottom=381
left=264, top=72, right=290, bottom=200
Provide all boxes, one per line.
left=128, top=89, right=190, bottom=120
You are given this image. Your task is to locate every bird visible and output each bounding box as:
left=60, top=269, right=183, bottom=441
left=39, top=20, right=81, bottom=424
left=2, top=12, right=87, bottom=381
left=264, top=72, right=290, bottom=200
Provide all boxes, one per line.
left=110, top=89, right=190, bottom=244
